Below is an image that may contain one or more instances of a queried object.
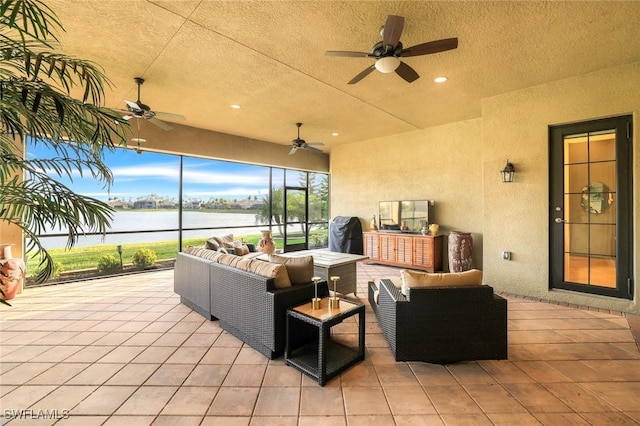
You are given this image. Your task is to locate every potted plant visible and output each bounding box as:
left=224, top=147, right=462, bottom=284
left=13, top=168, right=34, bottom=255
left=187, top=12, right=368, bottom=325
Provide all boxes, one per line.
left=0, top=0, right=130, bottom=286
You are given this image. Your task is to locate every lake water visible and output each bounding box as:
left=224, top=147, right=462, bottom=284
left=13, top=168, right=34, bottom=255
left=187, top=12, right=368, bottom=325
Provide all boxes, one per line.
left=37, top=211, right=267, bottom=249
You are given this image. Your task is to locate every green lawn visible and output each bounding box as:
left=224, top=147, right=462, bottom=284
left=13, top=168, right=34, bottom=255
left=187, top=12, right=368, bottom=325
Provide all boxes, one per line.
left=27, top=230, right=327, bottom=279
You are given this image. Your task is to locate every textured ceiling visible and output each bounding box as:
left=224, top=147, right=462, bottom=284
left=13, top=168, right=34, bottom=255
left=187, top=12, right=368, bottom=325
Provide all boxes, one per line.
left=47, top=0, right=640, bottom=152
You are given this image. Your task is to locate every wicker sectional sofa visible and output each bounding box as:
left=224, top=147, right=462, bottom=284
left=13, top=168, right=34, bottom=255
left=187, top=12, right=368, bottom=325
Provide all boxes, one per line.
left=174, top=248, right=328, bottom=359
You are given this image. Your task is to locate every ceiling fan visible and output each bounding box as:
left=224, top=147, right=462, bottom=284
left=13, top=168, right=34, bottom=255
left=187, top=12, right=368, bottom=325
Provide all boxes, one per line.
left=121, top=77, right=186, bottom=131
left=325, top=15, right=458, bottom=84
left=289, top=123, right=324, bottom=155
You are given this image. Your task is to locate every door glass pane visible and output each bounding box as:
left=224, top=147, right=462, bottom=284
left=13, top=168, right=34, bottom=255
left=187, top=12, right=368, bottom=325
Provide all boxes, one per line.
left=562, top=130, right=617, bottom=288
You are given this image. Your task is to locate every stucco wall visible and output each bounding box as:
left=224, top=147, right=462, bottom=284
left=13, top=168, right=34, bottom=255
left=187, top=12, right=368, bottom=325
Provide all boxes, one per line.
left=330, top=62, right=639, bottom=313
left=330, top=118, right=484, bottom=270
left=482, top=62, right=639, bottom=313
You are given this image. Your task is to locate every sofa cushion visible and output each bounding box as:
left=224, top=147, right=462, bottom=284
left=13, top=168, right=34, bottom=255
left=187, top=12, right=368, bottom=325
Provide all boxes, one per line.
left=401, top=269, right=483, bottom=296
left=268, top=254, right=314, bottom=285
left=216, top=253, right=243, bottom=268
left=185, top=246, right=222, bottom=261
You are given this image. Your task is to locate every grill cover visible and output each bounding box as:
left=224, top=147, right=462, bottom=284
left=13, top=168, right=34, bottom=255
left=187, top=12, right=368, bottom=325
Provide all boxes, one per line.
left=329, top=216, right=363, bottom=255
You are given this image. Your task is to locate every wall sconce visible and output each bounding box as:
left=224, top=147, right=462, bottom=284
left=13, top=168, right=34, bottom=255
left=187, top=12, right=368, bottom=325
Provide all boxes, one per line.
left=501, top=160, right=515, bottom=183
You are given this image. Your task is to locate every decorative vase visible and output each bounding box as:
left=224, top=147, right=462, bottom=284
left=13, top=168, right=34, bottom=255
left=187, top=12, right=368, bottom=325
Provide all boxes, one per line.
left=0, top=244, right=13, bottom=260
left=448, top=231, right=473, bottom=272
left=0, top=244, right=24, bottom=301
left=370, top=215, right=378, bottom=231
left=421, top=222, right=428, bottom=235
left=258, top=230, right=276, bottom=254
left=429, top=224, right=439, bottom=236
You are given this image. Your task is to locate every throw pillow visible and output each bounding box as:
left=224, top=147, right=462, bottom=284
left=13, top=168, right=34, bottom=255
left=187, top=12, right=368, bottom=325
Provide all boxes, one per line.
left=400, top=269, right=483, bottom=296
left=205, top=237, right=220, bottom=251
left=229, top=257, right=291, bottom=289
left=268, top=254, right=314, bottom=285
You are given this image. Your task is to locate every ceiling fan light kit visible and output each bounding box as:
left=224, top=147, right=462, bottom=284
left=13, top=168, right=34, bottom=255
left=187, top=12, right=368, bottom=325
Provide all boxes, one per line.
left=375, top=56, right=400, bottom=73
left=326, top=15, right=458, bottom=84
left=289, top=123, right=324, bottom=155
left=120, top=77, right=186, bottom=131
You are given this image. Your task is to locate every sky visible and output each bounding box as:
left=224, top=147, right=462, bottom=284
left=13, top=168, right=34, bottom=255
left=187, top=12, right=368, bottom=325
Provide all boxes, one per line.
left=27, top=139, right=271, bottom=202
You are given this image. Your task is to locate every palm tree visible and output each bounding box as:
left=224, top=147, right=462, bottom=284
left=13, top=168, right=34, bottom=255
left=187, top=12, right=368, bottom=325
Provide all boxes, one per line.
left=0, top=0, right=130, bottom=284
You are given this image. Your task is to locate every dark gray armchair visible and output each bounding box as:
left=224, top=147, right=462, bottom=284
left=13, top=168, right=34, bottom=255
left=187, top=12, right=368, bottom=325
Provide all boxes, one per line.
left=368, top=279, right=507, bottom=363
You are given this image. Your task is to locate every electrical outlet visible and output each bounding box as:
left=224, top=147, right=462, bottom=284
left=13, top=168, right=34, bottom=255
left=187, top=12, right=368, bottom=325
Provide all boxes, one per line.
left=502, top=251, right=511, bottom=260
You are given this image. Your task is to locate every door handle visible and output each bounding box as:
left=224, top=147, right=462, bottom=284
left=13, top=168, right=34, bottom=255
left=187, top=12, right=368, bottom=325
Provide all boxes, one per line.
left=554, top=217, right=566, bottom=224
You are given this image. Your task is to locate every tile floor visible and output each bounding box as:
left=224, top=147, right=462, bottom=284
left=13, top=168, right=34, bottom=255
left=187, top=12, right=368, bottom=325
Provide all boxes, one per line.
left=1, top=263, right=639, bottom=425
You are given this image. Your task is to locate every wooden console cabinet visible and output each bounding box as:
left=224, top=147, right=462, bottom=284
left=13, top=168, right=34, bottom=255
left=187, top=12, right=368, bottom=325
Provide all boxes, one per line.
left=364, top=232, right=443, bottom=272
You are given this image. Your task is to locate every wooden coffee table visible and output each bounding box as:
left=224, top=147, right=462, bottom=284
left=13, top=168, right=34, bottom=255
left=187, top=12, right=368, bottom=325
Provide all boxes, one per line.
left=285, top=297, right=365, bottom=386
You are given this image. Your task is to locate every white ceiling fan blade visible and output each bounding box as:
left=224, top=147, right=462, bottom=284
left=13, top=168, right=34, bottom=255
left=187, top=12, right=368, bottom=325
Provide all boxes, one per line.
left=289, top=146, right=299, bottom=155
left=307, top=142, right=324, bottom=146
left=149, top=117, right=173, bottom=131
left=122, top=115, right=134, bottom=120
left=155, top=111, right=186, bottom=121
left=124, top=99, right=142, bottom=111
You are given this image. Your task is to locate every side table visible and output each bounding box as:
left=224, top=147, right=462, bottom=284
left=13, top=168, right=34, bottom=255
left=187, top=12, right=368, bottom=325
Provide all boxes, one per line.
left=285, top=297, right=365, bottom=386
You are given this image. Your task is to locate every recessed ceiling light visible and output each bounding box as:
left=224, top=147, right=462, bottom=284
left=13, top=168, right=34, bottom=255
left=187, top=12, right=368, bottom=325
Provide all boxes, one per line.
left=231, top=104, right=241, bottom=109
left=434, top=76, right=448, bottom=83
left=331, top=132, right=339, bottom=137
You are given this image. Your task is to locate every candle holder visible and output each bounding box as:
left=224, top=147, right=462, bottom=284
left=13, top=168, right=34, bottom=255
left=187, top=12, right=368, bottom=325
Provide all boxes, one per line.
left=329, top=276, right=340, bottom=309
left=311, top=276, right=322, bottom=310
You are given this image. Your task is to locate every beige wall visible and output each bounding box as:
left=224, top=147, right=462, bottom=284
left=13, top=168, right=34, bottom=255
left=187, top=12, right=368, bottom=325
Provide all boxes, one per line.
left=137, top=121, right=329, bottom=172
left=330, top=118, right=484, bottom=270
left=330, top=62, right=639, bottom=313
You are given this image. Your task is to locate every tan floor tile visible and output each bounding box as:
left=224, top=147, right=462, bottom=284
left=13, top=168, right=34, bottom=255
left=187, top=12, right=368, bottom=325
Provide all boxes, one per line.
left=182, top=332, right=219, bottom=347
left=0, top=363, right=56, bottom=385
left=249, top=416, right=298, bottom=426
left=115, top=385, right=178, bottom=415
left=66, top=363, right=123, bottom=385
left=131, top=346, right=176, bottom=363
left=164, top=346, right=208, bottom=364
left=30, top=345, right=84, bottom=363
left=145, top=363, right=195, bottom=386
left=168, top=321, right=202, bottom=334
left=297, top=416, right=347, bottom=426
left=97, top=345, right=146, bottom=363
left=63, top=346, right=115, bottom=363
left=365, top=347, right=396, bottom=365
left=207, top=387, right=259, bottom=416
left=487, top=413, right=543, bottom=425
left=71, top=385, right=137, bottom=415
left=212, top=333, right=244, bottom=348
left=390, top=415, right=444, bottom=425
left=1, top=385, right=58, bottom=410
left=114, top=321, right=152, bottom=333
left=55, top=415, right=109, bottom=425
left=102, top=415, right=157, bottom=425
left=160, top=386, right=218, bottom=415
left=463, top=383, right=528, bottom=413
left=141, top=321, right=175, bottom=333
left=27, top=362, right=89, bottom=385
left=383, top=385, right=437, bottom=415
left=121, top=332, right=162, bottom=346
left=375, top=364, right=419, bottom=387
left=544, top=382, right=618, bottom=413
left=0, top=346, right=52, bottom=362
left=222, top=364, right=266, bottom=387
left=423, top=384, right=483, bottom=414
left=342, top=386, right=391, bottom=416
left=152, top=332, right=191, bottom=347
left=93, top=332, right=135, bottom=346
left=339, top=363, right=379, bottom=387
left=502, top=383, right=571, bottom=413
left=153, top=415, right=204, bottom=425
left=440, top=413, right=493, bottom=425
left=235, top=346, right=270, bottom=365
left=512, top=361, right=572, bottom=383
left=253, top=386, right=300, bottom=416
left=409, top=362, right=459, bottom=386
left=262, top=365, right=302, bottom=387
left=200, top=346, right=241, bottom=364
left=447, top=362, right=497, bottom=385
left=580, top=382, right=640, bottom=412
left=533, top=413, right=591, bottom=425
left=183, top=364, right=230, bottom=387
left=29, top=385, right=98, bottom=412
left=201, top=416, right=250, bottom=425
left=344, top=414, right=395, bottom=425
left=299, top=387, right=345, bottom=416
left=105, top=363, right=159, bottom=385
